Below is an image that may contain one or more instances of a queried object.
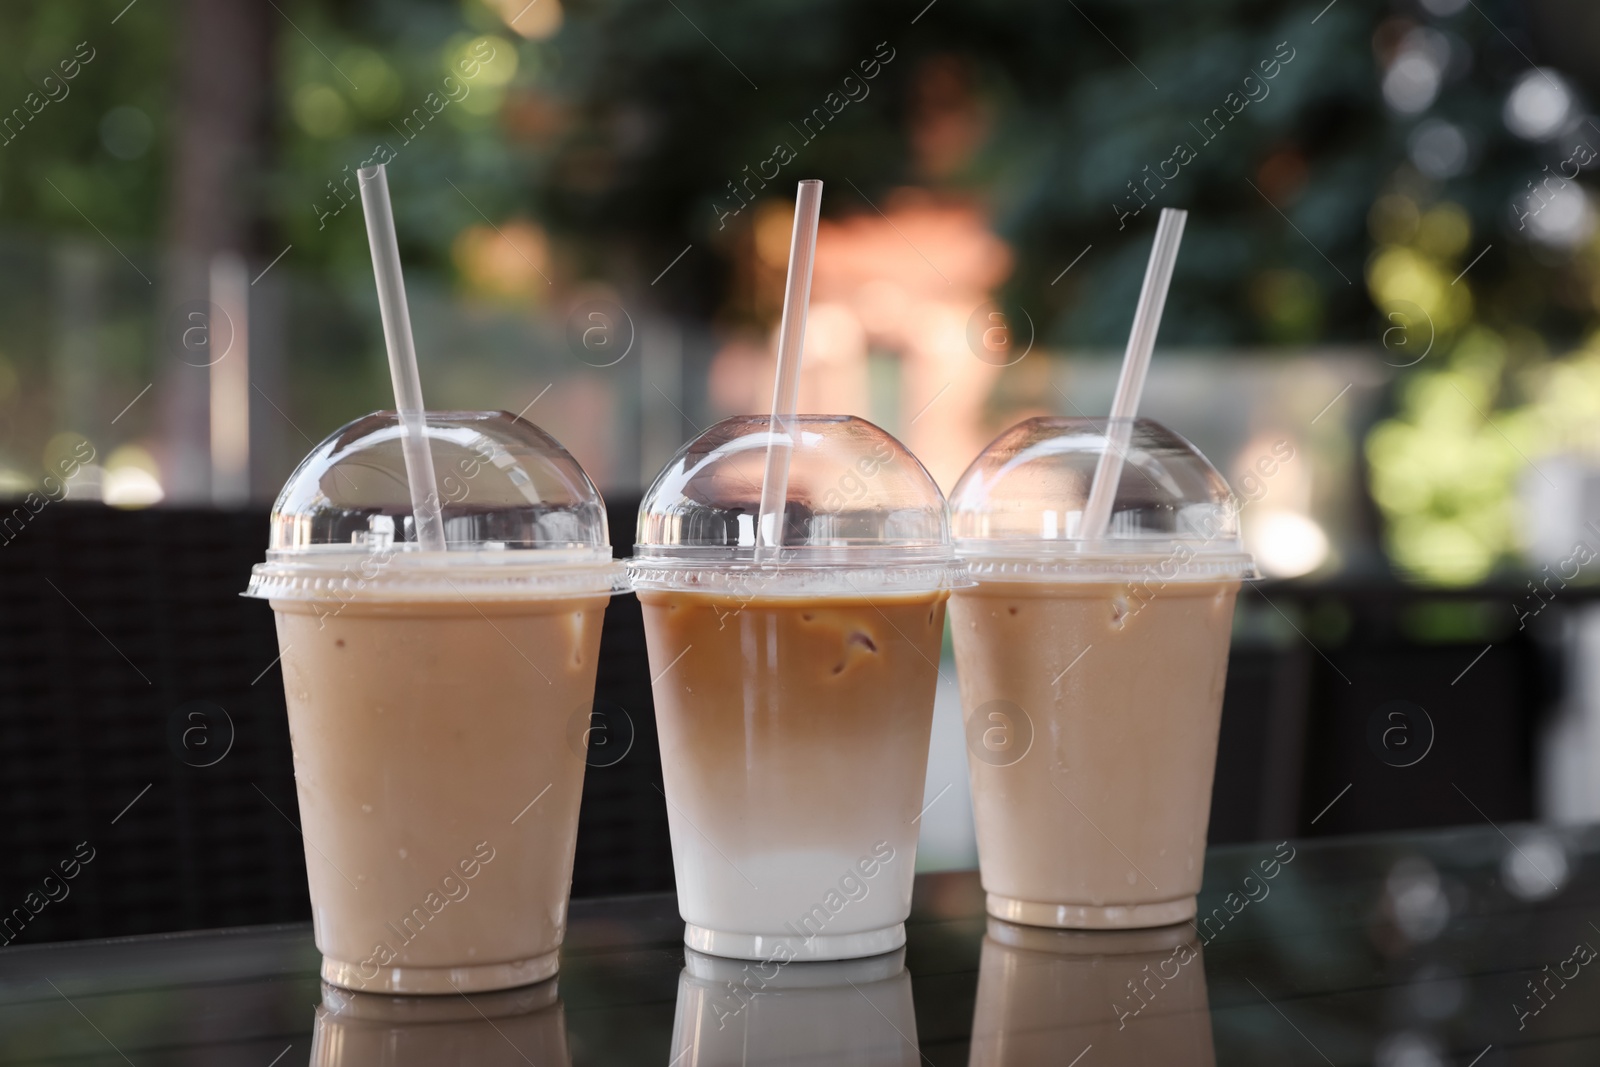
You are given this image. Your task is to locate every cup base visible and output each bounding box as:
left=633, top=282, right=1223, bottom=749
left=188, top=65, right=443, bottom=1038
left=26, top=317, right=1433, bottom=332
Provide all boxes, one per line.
left=986, top=892, right=1197, bottom=930
left=320, top=949, right=560, bottom=995
left=683, top=921, right=906, bottom=962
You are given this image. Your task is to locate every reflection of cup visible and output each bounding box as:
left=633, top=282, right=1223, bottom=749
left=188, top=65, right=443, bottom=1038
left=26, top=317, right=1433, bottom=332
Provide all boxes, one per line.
left=970, top=920, right=1214, bottom=1066
left=671, top=948, right=920, bottom=1065
left=630, top=415, right=967, bottom=961
left=311, top=980, right=569, bottom=1065
left=246, top=411, right=625, bottom=994
left=948, top=419, right=1255, bottom=929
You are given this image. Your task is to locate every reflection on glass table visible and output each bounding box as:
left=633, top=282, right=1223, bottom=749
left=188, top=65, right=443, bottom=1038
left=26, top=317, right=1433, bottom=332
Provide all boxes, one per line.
left=970, top=921, right=1213, bottom=1066
left=671, top=947, right=918, bottom=1066
left=3, top=826, right=1600, bottom=1064
left=312, top=980, right=568, bottom=1066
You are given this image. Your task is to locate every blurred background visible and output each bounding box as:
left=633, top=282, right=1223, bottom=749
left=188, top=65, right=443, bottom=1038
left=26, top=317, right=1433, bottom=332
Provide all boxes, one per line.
left=4, top=0, right=1600, bottom=940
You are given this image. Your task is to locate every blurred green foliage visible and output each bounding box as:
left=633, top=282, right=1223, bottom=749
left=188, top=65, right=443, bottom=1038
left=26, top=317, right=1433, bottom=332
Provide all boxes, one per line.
left=3, top=0, right=1588, bottom=347
left=3, top=0, right=1599, bottom=583
left=0, top=3, right=172, bottom=241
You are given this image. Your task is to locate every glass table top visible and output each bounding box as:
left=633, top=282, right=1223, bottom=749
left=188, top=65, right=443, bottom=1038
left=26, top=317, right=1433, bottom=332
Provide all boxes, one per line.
left=1, top=823, right=1597, bottom=1065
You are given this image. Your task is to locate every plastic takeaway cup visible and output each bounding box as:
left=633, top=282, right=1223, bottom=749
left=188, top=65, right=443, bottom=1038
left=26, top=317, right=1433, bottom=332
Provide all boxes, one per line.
left=245, top=410, right=625, bottom=994
left=947, top=417, right=1256, bottom=930
left=628, top=414, right=968, bottom=962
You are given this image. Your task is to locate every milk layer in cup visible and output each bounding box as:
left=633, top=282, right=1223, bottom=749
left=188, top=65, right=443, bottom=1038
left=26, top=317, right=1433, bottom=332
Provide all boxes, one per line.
left=948, top=417, right=1255, bottom=930
left=246, top=411, right=625, bottom=994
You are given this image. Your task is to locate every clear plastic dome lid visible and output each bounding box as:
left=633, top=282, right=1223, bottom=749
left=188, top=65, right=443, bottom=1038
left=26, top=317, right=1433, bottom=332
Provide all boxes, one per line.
left=245, top=411, right=625, bottom=601
left=628, top=414, right=966, bottom=594
left=948, top=417, right=1255, bottom=581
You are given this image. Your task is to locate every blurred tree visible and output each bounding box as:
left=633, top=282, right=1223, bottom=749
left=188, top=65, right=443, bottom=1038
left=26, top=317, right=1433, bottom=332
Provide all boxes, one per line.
left=3, top=0, right=1599, bottom=582
left=159, top=0, right=276, bottom=498
left=1357, top=1, right=1600, bottom=584
left=0, top=3, right=173, bottom=245
left=4, top=0, right=1595, bottom=351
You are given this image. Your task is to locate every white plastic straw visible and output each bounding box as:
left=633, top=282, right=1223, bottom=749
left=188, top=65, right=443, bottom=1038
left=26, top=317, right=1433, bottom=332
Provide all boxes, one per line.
left=357, top=164, right=448, bottom=553
left=1079, top=207, right=1188, bottom=542
left=754, top=179, right=824, bottom=563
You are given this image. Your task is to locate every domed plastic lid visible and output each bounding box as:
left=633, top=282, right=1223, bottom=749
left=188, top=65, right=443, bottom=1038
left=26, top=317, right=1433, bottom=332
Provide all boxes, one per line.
left=245, top=411, right=625, bottom=601
left=628, top=414, right=967, bottom=595
left=949, top=417, right=1255, bottom=581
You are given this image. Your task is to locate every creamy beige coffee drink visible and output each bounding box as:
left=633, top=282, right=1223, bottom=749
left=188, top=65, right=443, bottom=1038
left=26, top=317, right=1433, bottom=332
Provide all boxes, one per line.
left=948, top=418, right=1254, bottom=929
left=952, top=580, right=1237, bottom=928
left=630, top=414, right=966, bottom=961
left=969, top=919, right=1214, bottom=1065
left=640, top=591, right=946, bottom=955
left=247, top=411, right=623, bottom=993
left=274, top=594, right=606, bottom=993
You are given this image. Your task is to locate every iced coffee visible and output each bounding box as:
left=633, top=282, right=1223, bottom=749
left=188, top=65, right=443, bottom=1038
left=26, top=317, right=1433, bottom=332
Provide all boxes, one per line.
left=247, top=411, right=624, bottom=993
left=639, top=591, right=945, bottom=954
left=948, top=418, right=1255, bottom=929
left=630, top=414, right=966, bottom=961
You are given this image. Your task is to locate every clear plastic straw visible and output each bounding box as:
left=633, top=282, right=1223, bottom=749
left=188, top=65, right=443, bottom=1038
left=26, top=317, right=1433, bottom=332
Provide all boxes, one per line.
left=357, top=164, right=448, bottom=553
left=1079, top=208, right=1188, bottom=542
left=754, top=179, right=824, bottom=563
